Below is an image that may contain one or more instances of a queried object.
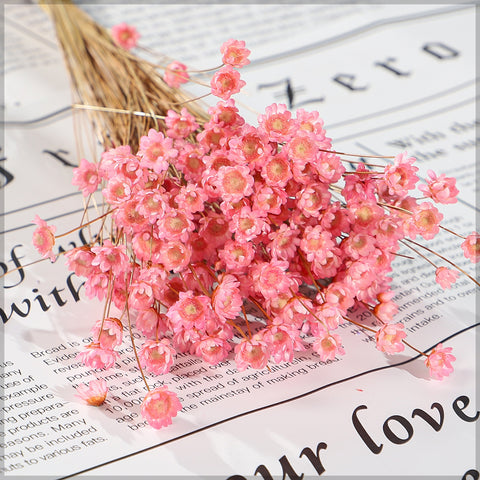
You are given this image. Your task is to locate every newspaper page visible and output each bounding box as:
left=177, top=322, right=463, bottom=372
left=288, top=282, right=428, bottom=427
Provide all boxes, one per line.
left=2, top=4, right=477, bottom=479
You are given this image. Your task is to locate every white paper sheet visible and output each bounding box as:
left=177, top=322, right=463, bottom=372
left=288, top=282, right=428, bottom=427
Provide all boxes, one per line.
left=2, top=4, right=478, bottom=479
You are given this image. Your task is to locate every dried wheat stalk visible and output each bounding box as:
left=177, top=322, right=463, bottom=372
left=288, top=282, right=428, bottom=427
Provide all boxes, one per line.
left=40, top=0, right=209, bottom=152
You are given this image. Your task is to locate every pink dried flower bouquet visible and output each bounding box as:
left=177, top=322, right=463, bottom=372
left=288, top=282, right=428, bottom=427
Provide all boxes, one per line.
left=32, top=33, right=479, bottom=430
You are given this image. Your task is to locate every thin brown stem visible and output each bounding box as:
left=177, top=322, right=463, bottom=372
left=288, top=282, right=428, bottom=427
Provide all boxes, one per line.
left=227, top=319, right=248, bottom=340
left=187, top=63, right=224, bottom=73
left=340, top=159, right=386, bottom=168
left=393, top=252, right=416, bottom=260
left=0, top=253, right=63, bottom=279
left=440, top=224, right=467, bottom=240
left=402, top=339, right=428, bottom=357
left=55, top=208, right=115, bottom=239
left=377, top=202, right=413, bottom=215
left=241, top=305, right=252, bottom=338
left=188, top=264, right=210, bottom=297
left=204, top=264, right=219, bottom=281
left=342, top=171, right=383, bottom=175
left=404, top=238, right=480, bottom=287
left=317, top=148, right=395, bottom=159
left=248, top=296, right=272, bottom=322
left=342, top=315, right=377, bottom=334
left=178, top=272, right=190, bottom=291
left=289, top=289, right=328, bottom=331
left=125, top=281, right=150, bottom=392
left=297, top=250, right=323, bottom=296
left=400, top=240, right=438, bottom=269
left=171, top=92, right=211, bottom=106
left=97, top=272, right=114, bottom=342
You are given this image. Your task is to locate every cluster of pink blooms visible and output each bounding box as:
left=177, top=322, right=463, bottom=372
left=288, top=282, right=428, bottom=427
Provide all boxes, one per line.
left=32, top=36, right=479, bottom=429
left=161, top=39, right=249, bottom=99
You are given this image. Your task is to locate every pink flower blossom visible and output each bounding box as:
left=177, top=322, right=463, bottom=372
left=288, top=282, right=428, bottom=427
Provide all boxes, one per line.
left=254, top=185, right=287, bottom=216
left=137, top=188, right=166, bottom=217
left=406, top=202, right=443, bottom=240
left=111, top=23, right=140, bottom=50
left=174, top=142, right=204, bottom=178
left=314, top=151, right=344, bottom=184
left=165, top=108, right=199, bottom=139
left=138, top=129, right=177, bottom=173
left=268, top=224, right=300, bottom=261
left=128, top=280, right=155, bottom=311
left=212, top=274, right=243, bottom=321
left=286, top=130, right=318, bottom=163
left=261, top=153, right=292, bottom=188
left=220, top=39, right=250, bottom=68
left=167, top=291, right=210, bottom=330
left=113, top=200, right=150, bottom=235
left=384, top=152, right=419, bottom=198
left=314, top=304, right=343, bottom=330
left=210, top=65, right=245, bottom=100
left=172, top=326, right=201, bottom=353
left=296, top=183, right=331, bottom=217
left=141, top=386, right=182, bottom=429
left=342, top=232, right=376, bottom=259
left=197, top=124, right=230, bottom=152
left=218, top=240, right=255, bottom=272
left=157, top=210, right=195, bottom=243
left=102, top=177, right=132, bottom=205
left=32, top=215, right=56, bottom=261
left=419, top=170, right=458, bottom=204
left=90, top=317, right=123, bottom=350
left=312, top=332, right=345, bottom=361
left=72, top=158, right=100, bottom=196
left=195, top=336, right=232, bottom=364
left=132, top=231, right=164, bottom=263
left=258, top=103, right=294, bottom=142
left=75, top=379, right=108, bottom=406
left=98, top=145, right=135, bottom=180
left=77, top=343, right=119, bottom=370
left=216, top=165, right=254, bottom=202
left=175, top=184, right=207, bottom=216
left=295, top=108, right=326, bottom=135
left=425, top=343, right=455, bottom=380
left=344, top=260, right=376, bottom=292
left=342, top=164, right=377, bottom=205
left=251, top=260, right=294, bottom=299
left=64, top=246, right=95, bottom=277
left=136, top=309, right=167, bottom=338
left=375, top=323, right=406, bottom=354
left=160, top=241, right=190, bottom=273
left=373, top=292, right=399, bottom=323
left=91, top=240, right=130, bottom=276
left=260, top=324, right=303, bottom=363
left=208, top=99, right=245, bottom=128
left=164, top=61, right=189, bottom=88
left=199, top=212, right=231, bottom=248
left=325, top=282, right=355, bottom=313
left=139, top=339, right=176, bottom=375
left=84, top=270, right=110, bottom=301
left=228, top=124, right=271, bottom=168
left=234, top=336, right=270, bottom=371
left=461, top=232, right=480, bottom=263
left=229, top=206, right=268, bottom=243
left=435, top=266, right=459, bottom=289
left=300, top=226, right=335, bottom=265
left=320, top=201, right=352, bottom=237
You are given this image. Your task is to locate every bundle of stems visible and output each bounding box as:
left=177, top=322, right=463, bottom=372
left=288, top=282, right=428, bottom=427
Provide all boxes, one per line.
left=40, top=0, right=209, bottom=152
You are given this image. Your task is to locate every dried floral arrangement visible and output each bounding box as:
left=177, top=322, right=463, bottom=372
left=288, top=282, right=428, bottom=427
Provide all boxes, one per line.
left=29, top=3, right=479, bottom=429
